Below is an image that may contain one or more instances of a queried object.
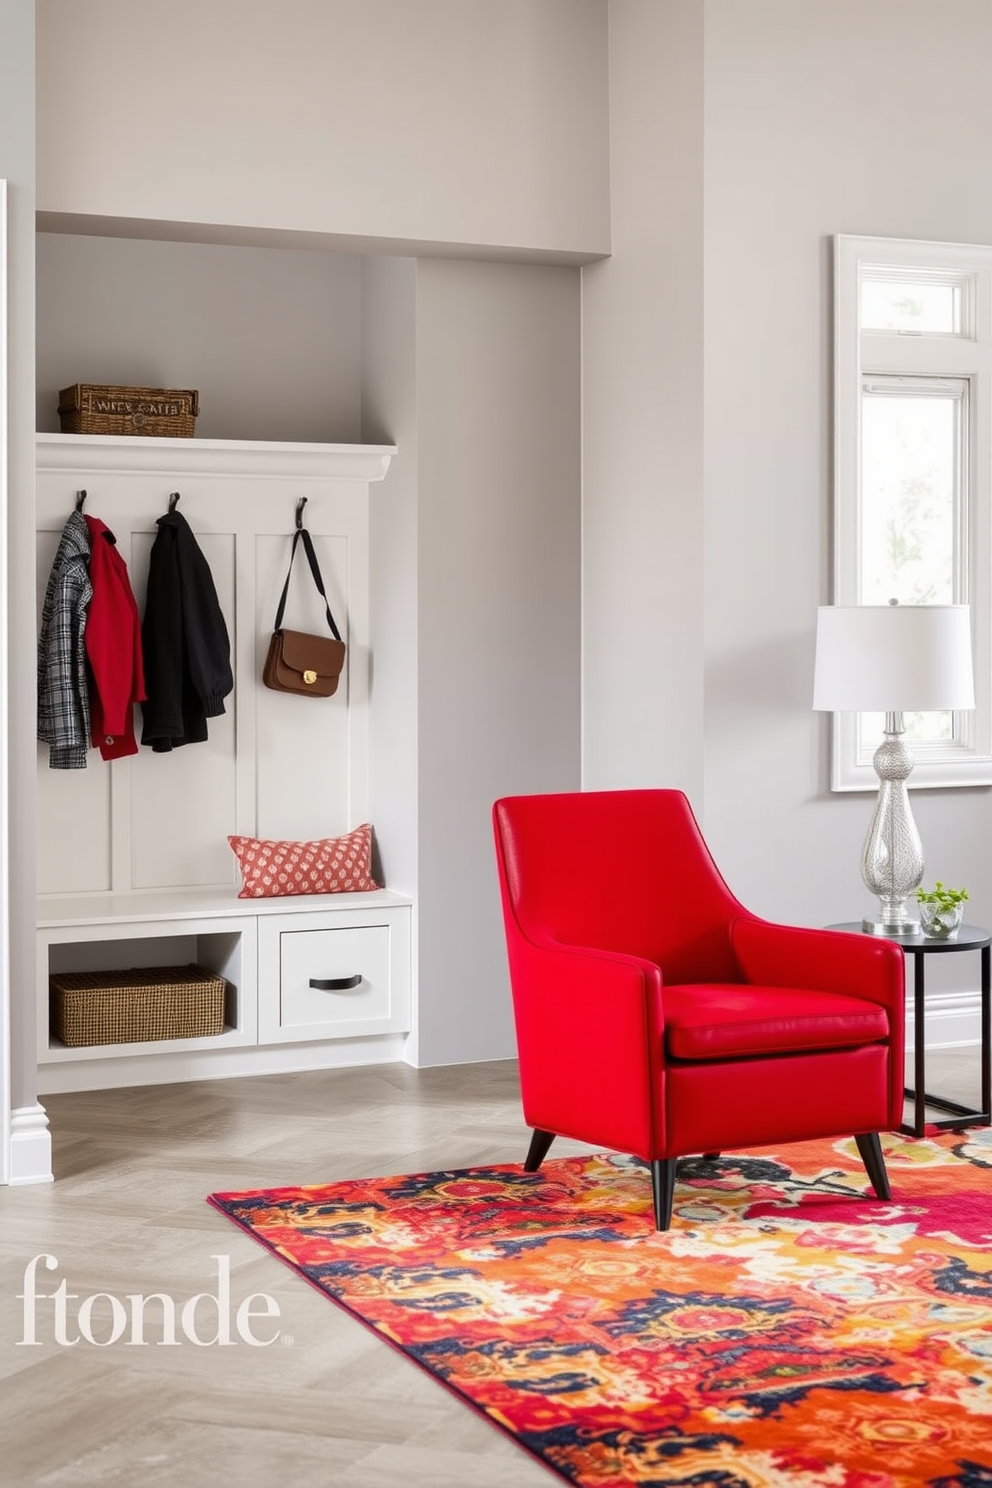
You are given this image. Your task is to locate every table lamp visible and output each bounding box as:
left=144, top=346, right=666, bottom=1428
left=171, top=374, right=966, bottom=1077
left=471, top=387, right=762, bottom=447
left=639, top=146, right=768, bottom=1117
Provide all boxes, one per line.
left=812, top=603, right=975, bottom=934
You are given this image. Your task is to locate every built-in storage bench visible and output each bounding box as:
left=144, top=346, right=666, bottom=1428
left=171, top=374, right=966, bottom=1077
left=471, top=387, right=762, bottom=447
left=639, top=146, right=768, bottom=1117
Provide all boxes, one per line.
left=37, top=887, right=412, bottom=1093
left=36, top=434, right=411, bottom=1095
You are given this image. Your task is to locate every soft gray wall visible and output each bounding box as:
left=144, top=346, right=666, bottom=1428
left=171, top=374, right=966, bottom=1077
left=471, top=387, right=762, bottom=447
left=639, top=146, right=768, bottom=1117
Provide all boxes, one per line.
left=583, top=0, right=705, bottom=797
left=36, top=0, right=610, bottom=263
left=0, top=0, right=38, bottom=1173
left=415, top=258, right=581, bottom=1065
left=701, top=0, right=992, bottom=953
left=36, top=235, right=364, bottom=442
left=361, top=257, right=419, bottom=907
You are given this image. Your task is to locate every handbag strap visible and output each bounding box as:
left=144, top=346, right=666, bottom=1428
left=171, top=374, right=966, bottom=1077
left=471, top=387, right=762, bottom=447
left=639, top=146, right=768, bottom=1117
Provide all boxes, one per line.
left=273, top=527, right=343, bottom=641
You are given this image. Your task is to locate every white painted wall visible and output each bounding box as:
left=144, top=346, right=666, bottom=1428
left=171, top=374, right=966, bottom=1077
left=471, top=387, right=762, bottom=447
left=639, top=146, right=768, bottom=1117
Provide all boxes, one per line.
left=36, top=0, right=610, bottom=263
left=36, top=235, right=364, bottom=442
left=414, top=258, right=581, bottom=1064
left=582, top=0, right=705, bottom=798
left=361, top=256, right=420, bottom=905
left=700, top=0, right=992, bottom=973
left=0, top=0, right=43, bottom=1182
left=360, top=256, right=421, bottom=1064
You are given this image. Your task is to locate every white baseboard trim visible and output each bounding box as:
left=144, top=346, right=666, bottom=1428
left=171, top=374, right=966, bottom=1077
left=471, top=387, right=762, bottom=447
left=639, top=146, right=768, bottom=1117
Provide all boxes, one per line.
left=36, top=1032, right=410, bottom=1095
left=905, top=988, right=982, bottom=1051
left=7, top=1103, right=53, bottom=1185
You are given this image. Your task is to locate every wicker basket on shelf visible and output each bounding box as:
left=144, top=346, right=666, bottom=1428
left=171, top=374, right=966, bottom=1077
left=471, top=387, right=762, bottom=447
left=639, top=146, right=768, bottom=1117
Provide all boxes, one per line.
left=49, top=964, right=226, bottom=1047
left=57, top=384, right=200, bottom=438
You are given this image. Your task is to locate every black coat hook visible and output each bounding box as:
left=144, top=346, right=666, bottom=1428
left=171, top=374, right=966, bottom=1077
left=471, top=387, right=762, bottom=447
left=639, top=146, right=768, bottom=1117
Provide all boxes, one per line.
left=75, top=489, right=87, bottom=512
left=295, top=497, right=307, bottom=530
left=168, top=491, right=181, bottom=512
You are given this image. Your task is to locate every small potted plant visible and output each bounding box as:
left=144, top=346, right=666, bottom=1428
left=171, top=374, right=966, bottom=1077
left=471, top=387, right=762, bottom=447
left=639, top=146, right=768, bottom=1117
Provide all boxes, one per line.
left=915, top=881, right=969, bottom=939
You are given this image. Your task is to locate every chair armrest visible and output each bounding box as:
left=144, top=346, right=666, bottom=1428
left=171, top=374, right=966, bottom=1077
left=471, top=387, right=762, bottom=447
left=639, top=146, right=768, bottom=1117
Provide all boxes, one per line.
left=514, top=934, right=664, bottom=1056
left=507, top=934, right=665, bottom=1157
left=731, top=917, right=905, bottom=1014
left=731, top=917, right=906, bottom=1131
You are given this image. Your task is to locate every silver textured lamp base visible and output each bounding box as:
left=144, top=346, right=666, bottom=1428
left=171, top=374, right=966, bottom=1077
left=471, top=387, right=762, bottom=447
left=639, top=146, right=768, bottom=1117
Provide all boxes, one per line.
left=861, top=913, right=920, bottom=936
left=859, top=713, right=923, bottom=937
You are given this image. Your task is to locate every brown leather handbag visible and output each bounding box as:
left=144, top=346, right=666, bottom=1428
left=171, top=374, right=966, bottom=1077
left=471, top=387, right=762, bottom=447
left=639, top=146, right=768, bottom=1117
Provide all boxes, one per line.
left=263, top=513, right=346, bottom=698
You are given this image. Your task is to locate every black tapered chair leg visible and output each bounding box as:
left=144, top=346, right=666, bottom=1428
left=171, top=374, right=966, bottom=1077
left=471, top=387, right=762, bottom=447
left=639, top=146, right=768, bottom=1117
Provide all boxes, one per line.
left=524, top=1128, right=556, bottom=1172
left=651, top=1157, right=678, bottom=1231
left=854, top=1132, right=891, bottom=1200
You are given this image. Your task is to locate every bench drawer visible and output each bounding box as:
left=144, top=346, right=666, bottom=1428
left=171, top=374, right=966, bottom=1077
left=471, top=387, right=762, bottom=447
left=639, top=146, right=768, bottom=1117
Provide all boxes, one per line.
left=258, top=908, right=411, bottom=1044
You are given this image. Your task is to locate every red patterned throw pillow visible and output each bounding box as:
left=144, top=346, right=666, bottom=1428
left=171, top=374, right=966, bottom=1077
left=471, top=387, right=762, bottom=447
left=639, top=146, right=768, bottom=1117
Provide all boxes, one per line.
left=228, top=824, right=379, bottom=899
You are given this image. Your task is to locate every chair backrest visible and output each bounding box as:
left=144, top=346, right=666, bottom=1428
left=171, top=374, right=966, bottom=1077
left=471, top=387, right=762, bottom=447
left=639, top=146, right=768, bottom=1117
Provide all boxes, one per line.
left=493, top=789, right=746, bottom=984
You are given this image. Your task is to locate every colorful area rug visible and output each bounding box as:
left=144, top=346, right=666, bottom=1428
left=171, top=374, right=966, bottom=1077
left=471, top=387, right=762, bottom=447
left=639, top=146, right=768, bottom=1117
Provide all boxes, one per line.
left=209, top=1130, right=992, bottom=1486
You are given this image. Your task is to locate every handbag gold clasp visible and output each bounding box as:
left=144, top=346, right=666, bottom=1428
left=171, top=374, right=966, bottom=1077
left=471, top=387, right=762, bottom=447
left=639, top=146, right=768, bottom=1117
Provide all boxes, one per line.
left=303, top=669, right=317, bottom=685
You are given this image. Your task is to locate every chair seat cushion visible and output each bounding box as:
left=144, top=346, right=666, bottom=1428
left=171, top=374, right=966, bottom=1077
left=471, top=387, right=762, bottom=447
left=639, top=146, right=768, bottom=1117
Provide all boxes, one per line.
left=663, top=983, right=890, bottom=1061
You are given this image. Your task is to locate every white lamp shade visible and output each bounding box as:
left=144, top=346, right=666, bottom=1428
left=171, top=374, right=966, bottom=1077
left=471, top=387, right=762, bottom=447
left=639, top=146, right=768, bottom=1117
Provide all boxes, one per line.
left=813, top=604, right=975, bottom=713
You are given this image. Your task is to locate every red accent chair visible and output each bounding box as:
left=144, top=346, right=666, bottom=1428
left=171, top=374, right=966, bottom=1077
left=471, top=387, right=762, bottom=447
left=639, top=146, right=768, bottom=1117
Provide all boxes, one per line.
left=492, top=789, right=906, bottom=1229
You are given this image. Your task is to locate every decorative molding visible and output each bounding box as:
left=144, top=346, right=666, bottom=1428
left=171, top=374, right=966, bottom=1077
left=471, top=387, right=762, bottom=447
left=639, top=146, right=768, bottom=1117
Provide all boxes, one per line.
left=37, top=1033, right=409, bottom=1096
left=905, top=987, right=982, bottom=1051
left=37, top=433, right=395, bottom=484
left=8, top=1104, right=53, bottom=1185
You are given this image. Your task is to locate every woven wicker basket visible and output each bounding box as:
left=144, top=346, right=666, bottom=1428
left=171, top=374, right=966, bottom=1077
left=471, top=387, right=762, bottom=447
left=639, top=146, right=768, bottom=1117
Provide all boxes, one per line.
left=58, top=384, right=200, bottom=438
left=49, top=964, right=226, bottom=1047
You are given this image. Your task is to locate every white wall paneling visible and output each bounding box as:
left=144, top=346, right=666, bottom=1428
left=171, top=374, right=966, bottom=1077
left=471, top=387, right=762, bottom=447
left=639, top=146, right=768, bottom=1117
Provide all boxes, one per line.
left=36, top=434, right=386, bottom=893
left=35, top=433, right=412, bottom=1093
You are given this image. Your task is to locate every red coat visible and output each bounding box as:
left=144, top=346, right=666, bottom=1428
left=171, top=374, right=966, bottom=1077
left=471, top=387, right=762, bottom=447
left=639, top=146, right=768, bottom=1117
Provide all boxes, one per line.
left=84, top=515, right=146, bottom=760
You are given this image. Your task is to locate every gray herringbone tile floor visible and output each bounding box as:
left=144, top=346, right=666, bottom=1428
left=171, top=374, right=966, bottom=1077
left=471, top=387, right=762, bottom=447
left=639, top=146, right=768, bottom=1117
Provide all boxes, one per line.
left=0, top=1050, right=982, bottom=1486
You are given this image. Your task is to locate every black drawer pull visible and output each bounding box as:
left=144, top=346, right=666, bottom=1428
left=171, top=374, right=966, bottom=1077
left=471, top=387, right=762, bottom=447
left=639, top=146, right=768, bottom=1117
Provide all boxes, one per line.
left=309, top=974, right=362, bottom=991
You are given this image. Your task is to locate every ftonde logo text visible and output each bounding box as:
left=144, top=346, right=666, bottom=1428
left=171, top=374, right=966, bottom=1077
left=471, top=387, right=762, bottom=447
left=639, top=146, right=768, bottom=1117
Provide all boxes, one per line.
left=17, top=1253, right=282, bottom=1346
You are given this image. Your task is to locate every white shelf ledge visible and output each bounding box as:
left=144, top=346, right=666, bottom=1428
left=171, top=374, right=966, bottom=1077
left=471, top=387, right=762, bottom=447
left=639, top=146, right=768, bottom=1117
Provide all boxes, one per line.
left=37, top=886, right=412, bottom=930
left=37, top=433, right=395, bottom=482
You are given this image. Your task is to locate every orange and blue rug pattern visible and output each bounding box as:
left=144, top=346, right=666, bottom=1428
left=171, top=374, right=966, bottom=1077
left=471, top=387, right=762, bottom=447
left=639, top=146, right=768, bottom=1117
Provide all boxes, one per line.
left=209, top=1130, right=992, bottom=1486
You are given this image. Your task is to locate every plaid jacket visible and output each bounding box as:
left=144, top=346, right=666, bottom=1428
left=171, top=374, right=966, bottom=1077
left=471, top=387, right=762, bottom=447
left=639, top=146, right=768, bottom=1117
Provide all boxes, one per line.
left=38, top=511, right=92, bottom=769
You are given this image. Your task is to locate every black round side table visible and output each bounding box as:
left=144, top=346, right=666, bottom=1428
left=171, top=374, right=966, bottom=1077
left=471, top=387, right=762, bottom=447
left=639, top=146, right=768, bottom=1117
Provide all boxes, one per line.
left=826, top=922, right=991, bottom=1138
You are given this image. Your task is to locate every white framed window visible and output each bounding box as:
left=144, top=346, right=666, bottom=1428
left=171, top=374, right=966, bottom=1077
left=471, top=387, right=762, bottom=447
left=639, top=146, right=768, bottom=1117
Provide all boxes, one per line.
left=832, top=234, right=992, bottom=789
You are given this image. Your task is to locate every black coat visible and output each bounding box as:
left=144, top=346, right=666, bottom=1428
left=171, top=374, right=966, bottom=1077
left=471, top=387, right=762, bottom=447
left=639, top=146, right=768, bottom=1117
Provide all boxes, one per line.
left=140, top=511, right=234, bottom=752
